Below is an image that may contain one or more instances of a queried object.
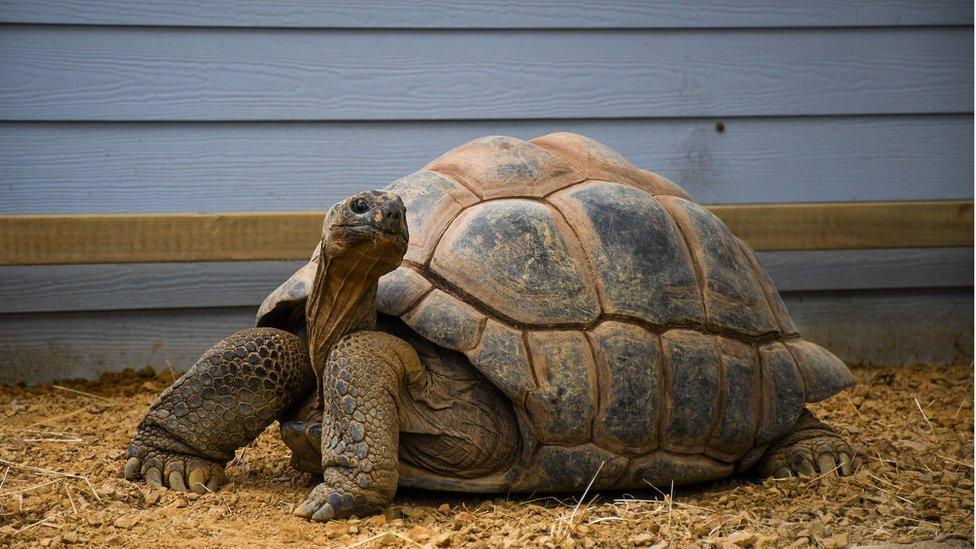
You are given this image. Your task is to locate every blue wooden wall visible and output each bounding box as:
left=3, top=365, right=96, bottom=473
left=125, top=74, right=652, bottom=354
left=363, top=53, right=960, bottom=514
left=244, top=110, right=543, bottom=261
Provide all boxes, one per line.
left=0, top=1, right=972, bottom=383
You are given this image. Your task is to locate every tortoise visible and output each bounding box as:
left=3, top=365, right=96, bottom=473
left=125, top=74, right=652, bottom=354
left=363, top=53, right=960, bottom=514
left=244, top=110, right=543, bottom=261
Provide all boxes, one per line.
left=123, top=133, right=855, bottom=522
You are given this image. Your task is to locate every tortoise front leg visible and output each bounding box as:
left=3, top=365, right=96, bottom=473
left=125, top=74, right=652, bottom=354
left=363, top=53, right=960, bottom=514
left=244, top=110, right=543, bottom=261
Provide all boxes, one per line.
left=293, top=331, right=421, bottom=522
left=123, top=327, right=314, bottom=493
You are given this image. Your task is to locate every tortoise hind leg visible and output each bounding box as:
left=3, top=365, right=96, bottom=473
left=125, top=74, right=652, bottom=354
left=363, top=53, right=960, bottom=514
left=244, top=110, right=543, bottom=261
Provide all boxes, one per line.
left=753, top=408, right=856, bottom=478
left=123, top=327, right=315, bottom=493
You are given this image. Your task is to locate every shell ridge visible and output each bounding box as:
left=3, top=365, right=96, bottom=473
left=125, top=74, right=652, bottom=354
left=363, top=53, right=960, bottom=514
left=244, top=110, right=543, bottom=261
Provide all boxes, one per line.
left=425, top=166, right=484, bottom=200
left=704, top=335, right=729, bottom=454
left=581, top=331, right=602, bottom=444
left=749, top=343, right=764, bottom=450
left=544, top=197, right=607, bottom=313
left=781, top=342, right=810, bottom=403
left=657, top=332, right=673, bottom=452
left=654, top=196, right=712, bottom=325
left=654, top=331, right=668, bottom=452
left=528, top=132, right=591, bottom=175
left=733, top=236, right=796, bottom=335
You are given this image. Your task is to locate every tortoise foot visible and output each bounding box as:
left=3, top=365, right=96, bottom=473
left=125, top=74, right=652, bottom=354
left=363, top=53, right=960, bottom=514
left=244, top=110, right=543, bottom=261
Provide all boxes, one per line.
left=293, top=482, right=388, bottom=522
left=755, top=409, right=856, bottom=479
left=124, top=426, right=227, bottom=494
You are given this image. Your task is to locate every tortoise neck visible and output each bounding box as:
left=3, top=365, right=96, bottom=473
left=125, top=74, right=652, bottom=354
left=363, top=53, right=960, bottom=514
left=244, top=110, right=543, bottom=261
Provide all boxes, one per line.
left=305, top=251, right=381, bottom=372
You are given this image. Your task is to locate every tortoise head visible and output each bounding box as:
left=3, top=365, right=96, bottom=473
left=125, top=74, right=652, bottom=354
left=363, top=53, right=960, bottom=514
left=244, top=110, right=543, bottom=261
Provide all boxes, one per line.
left=321, top=190, right=408, bottom=269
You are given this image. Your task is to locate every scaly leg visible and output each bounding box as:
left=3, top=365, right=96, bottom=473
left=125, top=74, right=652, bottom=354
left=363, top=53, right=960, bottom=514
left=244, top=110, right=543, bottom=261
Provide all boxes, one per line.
left=293, top=331, right=419, bottom=521
left=754, top=408, right=856, bottom=478
left=123, top=328, right=315, bottom=493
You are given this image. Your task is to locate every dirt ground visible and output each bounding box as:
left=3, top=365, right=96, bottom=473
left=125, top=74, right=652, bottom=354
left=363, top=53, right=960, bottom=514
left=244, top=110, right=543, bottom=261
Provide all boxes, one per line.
left=0, top=363, right=972, bottom=548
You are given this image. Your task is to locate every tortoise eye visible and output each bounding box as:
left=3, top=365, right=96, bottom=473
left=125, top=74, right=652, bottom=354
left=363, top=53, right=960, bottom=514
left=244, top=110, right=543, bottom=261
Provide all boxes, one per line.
left=350, top=198, right=370, bottom=214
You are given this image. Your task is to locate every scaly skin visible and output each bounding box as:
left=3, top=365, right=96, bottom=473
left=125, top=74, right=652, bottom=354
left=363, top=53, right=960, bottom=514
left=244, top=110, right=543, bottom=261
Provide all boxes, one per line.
left=754, top=409, right=856, bottom=478
left=293, top=331, right=419, bottom=520
left=123, top=328, right=315, bottom=493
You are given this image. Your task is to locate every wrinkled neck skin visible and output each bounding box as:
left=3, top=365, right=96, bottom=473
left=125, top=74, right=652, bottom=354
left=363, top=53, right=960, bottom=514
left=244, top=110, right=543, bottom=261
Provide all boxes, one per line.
left=305, top=246, right=390, bottom=374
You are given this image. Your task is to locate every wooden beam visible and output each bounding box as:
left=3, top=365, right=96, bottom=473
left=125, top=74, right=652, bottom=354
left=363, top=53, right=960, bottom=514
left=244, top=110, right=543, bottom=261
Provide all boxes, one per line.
left=711, top=200, right=973, bottom=252
left=0, top=201, right=971, bottom=265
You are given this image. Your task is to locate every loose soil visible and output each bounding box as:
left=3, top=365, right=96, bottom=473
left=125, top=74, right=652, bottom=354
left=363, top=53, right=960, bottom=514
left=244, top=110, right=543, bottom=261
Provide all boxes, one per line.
left=0, top=363, right=972, bottom=548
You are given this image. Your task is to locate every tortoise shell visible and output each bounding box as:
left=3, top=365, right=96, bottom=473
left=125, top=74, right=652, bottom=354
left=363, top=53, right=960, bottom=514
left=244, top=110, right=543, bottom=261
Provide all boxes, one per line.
left=259, top=133, right=853, bottom=490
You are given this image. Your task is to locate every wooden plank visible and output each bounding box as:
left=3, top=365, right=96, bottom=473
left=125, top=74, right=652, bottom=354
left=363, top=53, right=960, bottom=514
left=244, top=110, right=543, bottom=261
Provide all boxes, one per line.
left=0, top=1, right=970, bottom=28
left=713, top=201, right=973, bottom=251
left=786, top=288, right=973, bottom=367
left=2, top=289, right=970, bottom=385
left=0, top=27, right=970, bottom=121
left=757, top=248, right=974, bottom=292
left=0, top=307, right=257, bottom=385
left=0, top=212, right=323, bottom=265
left=2, top=116, right=971, bottom=214
left=0, top=261, right=306, bottom=313
left=1, top=202, right=971, bottom=265
left=0, top=248, right=969, bottom=314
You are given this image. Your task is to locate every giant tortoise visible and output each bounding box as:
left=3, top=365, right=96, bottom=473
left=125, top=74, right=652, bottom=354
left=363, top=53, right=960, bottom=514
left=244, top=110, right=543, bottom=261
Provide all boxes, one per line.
left=124, top=133, right=855, bottom=522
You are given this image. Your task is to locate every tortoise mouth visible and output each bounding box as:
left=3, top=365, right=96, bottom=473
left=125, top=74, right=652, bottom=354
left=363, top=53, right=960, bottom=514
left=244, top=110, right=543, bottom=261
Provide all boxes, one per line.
left=332, top=222, right=407, bottom=242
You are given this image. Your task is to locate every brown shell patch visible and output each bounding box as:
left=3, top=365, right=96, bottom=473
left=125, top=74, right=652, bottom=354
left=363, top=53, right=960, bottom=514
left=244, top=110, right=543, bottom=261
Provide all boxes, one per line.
left=531, top=132, right=688, bottom=198
left=402, top=289, right=486, bottom=352
left=658, top=196, right=780, bottom=336
left=735, top=237, right=799, bottom=335
left=524, top=444, right=628, bottom=491
left=550, top=181, right=705, bottom=325
left=588, top=321, right=661, bottom=455
left=376, top=266, right=432, bottom=316
left=706, top=337, right=761, bottom=462
left=255, top=259, right=317, bottom=332
left=523, top=330, right=597, bottom=445
left=430, top=199, right=600, bottom=326
left=756, top=342, right=806, bottom=444
left=638, top=169, right=693, bottom=201
left=785, top=339, right=854, bottom=403
left=465, top=319, right=534, bottom=402
left=385, top=169, right=478, bottom=264
left=425, top=136, right=584, bottom=199
left=619, top=452, right=733, bottom=488
left=659, top=330, right=721, bottom=454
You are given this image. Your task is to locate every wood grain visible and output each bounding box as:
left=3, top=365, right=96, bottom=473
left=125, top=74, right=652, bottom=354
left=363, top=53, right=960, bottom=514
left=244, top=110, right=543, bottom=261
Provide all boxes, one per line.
left=0, top=212, right=322, bottom=265
left=0, top=27, right=970, bottom=120
left=712, top=201, right=974, bottom=251
left=0, top=0, right=970, bottom=28
left=0, top=249, right=969, bottom=314
left=2, top=289, right=970, bottom=384
left=0, top=201, right=971, bottom=265
left=2, top=116, right=971, bottom=214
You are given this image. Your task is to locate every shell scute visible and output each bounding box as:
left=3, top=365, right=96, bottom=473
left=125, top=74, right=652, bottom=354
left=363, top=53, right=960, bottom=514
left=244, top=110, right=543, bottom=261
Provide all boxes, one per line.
left=402, top=289, right=485, bottom=352
left=531, top=132, right=687, bottom=198
left=523, top=330, right=597, bottom=445
left=376, top=266, right=432, bottom=316
left=735, top=237, right=799, bottom=335
left=588, top=321, right=661, bottom=455
left=786, top=339, right=853, bottom=403
left=431, top=199, right=600, bottom=325
left=425, top=136, right=583, bottom=199
left=465, top=319, right=534, bottom=402
left=386, top=169, right=477, bottom=264
left=660, top=330, right=721, bottom=454
left=550, top=181, right=705, bottom=324
left=525, top=444, right=627, bottom=491
left=706, top=337, right=761, bottom=461
left=756, top=342, right=806, bottom=444
left=619, top=453, right=733, bottom=487
left=658, top=196, right=779, bottom=336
